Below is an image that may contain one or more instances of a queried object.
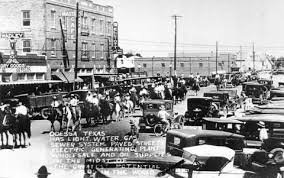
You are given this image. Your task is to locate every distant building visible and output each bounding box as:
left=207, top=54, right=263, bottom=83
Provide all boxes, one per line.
left=0, top=0, right=115, bottom=86
left=134, top=53, right=237, bottom=77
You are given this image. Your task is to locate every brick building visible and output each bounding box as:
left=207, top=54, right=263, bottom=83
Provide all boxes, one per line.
left=0, top=0, right=114, bottom=86
left=134, top=53, right=237, bottom=77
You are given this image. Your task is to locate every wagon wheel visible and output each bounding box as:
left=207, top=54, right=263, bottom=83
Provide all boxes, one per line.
left=145, top=114, right=158, bottom=127
left=41, top=108, right=50, bottom=120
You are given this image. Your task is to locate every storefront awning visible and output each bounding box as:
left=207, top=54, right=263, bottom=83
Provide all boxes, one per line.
left=0, top=80, right=62, bottom=86
left=52, top=72, right=83, bottom=83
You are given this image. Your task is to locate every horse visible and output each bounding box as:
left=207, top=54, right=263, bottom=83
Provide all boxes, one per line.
left=122, top=95, right=134, bottom=118
left=0, top=108, right=13, bottom=148
left=70, top=104, right=82, bottom=131
left=99, top=98, right=112, bottom=124
left=15, top=114, right=31, bottom=147
left=191, top=81, right=200, bottom=96
left=83, top=101, right=100, bottom=126
left=130, top=91, right=139, bottom=110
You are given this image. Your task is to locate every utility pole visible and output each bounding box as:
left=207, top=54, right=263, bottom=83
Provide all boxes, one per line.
left=74, top=2, right=79, bottom=83
left=252, top=42, right=255, bottom=71
left=106, top=38, right=110, bottom=71
left=216, top=41, right=218, bottom=74
left=172, top=15, right=181, bottom=76
left=240, top=45, right=242, bottom=69
left=228, top=53, right=230, bottom=73
left=152, top=56, right=154, bottom=77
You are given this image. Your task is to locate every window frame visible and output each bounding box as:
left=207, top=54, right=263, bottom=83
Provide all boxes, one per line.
left=50, top=39, right=56, bottom=57
left=22, top=10, right=31, bottom=27
left=51, top=10, right=56, bottom=29
left=23, top=39, right=31, bottom=52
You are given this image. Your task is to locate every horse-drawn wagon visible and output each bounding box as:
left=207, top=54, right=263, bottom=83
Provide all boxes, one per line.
left=12, top=92, right=67, bottom=119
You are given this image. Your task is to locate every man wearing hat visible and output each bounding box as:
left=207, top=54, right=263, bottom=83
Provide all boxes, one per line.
left=35, top=165, right=51, bottom=178
left=51, top=95, right=62, bottom=118
left=259, top=121, right=268, bottom=142
left=15, top=101, right=28, bottom=116
left=91, top=92, right=99, bottom=106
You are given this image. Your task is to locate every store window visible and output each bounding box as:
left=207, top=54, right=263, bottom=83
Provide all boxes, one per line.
left=107, top=21, right=111, bottom=34
left=36, top=73, right=44, bottom=80
left=17, top=73, right=26, bottom=80
left=199, top=63, right=203, bottom=68
left=161, top=63, right=165, bottom=67
left=2, top=74, right=11, bottom=82
left=22, top=11, right=30, bottom=26
left=180, top=63, right=184, bottom=67
left=23, top=39, right=31, bottom=52
left=27, top=73, right=34, bottom=80
left=143, top=63, right=147, bottom=68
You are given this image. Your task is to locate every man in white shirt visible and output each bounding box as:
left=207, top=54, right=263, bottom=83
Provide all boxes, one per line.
left=157, top=105, right=170, bottom=132
left=15, top=102, right=28, bottom=116
left=259, top=121, right=268, bottom=142
left=51, top=96, right=62, bottom=117
left=91, top=93, right=99, bottom=106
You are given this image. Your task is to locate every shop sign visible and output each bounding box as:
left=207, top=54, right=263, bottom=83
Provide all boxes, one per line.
left=0, top=54, right=31, bottom=73
left=112, top=22, right=119, bottom=52
left=0, top=32, right=24, bottom=39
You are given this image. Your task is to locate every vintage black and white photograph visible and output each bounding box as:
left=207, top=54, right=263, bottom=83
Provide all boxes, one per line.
left=1, top=0, right=284, bottom=177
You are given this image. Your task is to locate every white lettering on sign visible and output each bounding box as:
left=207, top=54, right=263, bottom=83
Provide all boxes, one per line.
left=0, top=54, right=31, bottom=73
left=0, top=32, right=24, bottom=39
left=61, top=11, right=76, bottom=17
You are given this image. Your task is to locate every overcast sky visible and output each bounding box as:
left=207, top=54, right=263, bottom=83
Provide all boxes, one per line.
left=96, top=0, right=284, bottom=57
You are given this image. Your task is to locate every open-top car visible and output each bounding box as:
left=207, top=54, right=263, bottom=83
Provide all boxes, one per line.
left=203, top=91, right=237, bottom=117
left=138, top=99, right=184, bottom=131
left=257, top=78, right=273, bottom=90
left=242, top=82, right=270, bottom=104
left=184, top=97, right=219, bottom=125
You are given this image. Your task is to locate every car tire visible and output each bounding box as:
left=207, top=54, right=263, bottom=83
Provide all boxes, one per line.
left=270, top=148, right=284, bottom=164
left=145, top=114, right=158, bottom=127
left=41, top=108, right=49, bottom=120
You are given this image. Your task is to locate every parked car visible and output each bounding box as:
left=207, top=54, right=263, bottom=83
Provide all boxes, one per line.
left=257, top=78, right=273, bottom=90
left=203, top=91, right=236, bottom=116
left=237, top=114, right=284, bottom=154
left=242, top=82, right=270, bottom=104
left=182, top=145, right=281, bottom=178
left=184, top=97, right=219, bottom=125
left=138, top=99, right=184, bottom=131
left=165, top=129, right=249, bottom=167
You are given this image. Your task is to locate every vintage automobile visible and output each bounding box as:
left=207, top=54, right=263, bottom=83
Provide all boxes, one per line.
left=203, top=91, right=237, bottom=117
left=184, top=97, right=219, bottom=125
left=257, top=78, right=273, bottom=90
left=236, top=114, right=284, bottom=154
left=166, top=129, right=245, bottom=156
left=181, top=145, right=282, bottom=178
left=270, top=82, right=284, bottom=98
left=165, top=128, right=255, bottom=168
left=242, top=82, right=270, bottom=104
left=138, top=99, right=184, bottom=131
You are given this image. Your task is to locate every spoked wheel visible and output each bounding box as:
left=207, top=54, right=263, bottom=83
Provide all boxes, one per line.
left=270, top=148, right=284, bottom=164
left=172, top=123, right=182, bottom=129
left=153, top=124, right=165, bottom=137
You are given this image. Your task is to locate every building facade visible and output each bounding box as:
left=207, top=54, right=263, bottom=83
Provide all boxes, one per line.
left=0, top=0, right=114, bottom=83
left=134, top=53, right=237, bottom=77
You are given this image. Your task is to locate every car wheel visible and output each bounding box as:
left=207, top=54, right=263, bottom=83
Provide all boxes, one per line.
left=145, top=114, right=158, bottom=127
left=270, top=148, right=284, bottom=164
